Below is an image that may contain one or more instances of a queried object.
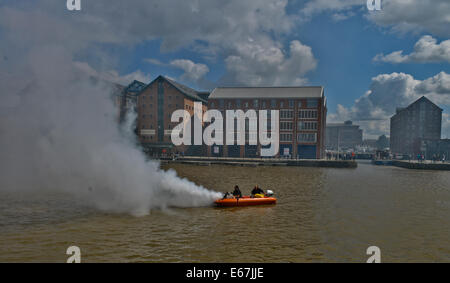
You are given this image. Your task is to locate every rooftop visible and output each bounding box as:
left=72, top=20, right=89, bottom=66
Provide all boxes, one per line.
left=327, top=121, right=361, bottom=127
left=125, top=80, right=146, bottom=93
left=209, top=86, right=324, bottom=99
left=393, top=96, right=443, bottom=117
left=138, top=75, right=209, bottom=103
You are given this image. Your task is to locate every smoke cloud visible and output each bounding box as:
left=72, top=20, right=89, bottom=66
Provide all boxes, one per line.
left=0, top=5, right=221, bottom=216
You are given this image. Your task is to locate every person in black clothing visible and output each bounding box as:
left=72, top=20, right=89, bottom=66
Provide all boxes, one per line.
left=232, top=185, right=242, bottom=198
left=251, top=185, right=264, bottom=197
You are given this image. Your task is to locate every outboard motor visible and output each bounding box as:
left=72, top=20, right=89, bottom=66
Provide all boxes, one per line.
left=266, top=190, right=274, bottom=197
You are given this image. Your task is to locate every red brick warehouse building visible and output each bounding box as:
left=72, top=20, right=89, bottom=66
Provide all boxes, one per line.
left=121, top=75, right=327, bottom=159
left=207, top=87, right=327, bottom=159
left=135, top=75, right=209, bottom=156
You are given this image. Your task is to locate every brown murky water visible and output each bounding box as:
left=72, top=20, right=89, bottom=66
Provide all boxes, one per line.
left=1, top=161, right=450, bottom=262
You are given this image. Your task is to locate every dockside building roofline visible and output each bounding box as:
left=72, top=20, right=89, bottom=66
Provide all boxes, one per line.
left=209, top=86, right=324, bottom=99
left=392, top=96, right=443, bottom=118
left=138, top=75, right=209, bottom=103
left=327, top=123, right=360, bottom=127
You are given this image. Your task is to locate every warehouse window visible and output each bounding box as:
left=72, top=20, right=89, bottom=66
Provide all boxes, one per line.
left=297, top=133, right=317, bottom=143
left=307, top=99, right=318, bottom=108
left=280, top=121, right=293, bottom=131
left=280, top=109, right=293, bottom=119
left=298, top=109, right=318, bottom=119
left=298, top=121, right=318, bottom=130
left=280, top=133, right=293, bottom=142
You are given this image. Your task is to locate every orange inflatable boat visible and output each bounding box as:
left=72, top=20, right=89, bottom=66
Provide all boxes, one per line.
left=215, top=196, right=277, bottom=207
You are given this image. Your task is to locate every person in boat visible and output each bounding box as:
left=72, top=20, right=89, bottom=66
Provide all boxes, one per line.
left=222, top=185, right=242, bottom=199
left=232, top=185, right=242, bottom=198
left=251, top=185, right=265, bottom=198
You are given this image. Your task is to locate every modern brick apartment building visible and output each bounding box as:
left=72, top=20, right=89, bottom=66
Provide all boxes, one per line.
left=390, top=96, right=442, bottom=155
left=206, top=87, right=327, bottom=159
left=135, top=75, right=208, bottom=155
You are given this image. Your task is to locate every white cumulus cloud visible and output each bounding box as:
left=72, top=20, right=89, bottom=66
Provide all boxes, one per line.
left=329, top=72, right=450, bottom=138
left=374, top=35, right=450, bottom=63
left=300, top=0, right=450, bottom=37
left=170, top=59, right=210, bottom=82
left=223, top=40, right=317, bottom=86
left=0, top=0, right=304, bottom=87
left=366, top=0, right=450, bottom=37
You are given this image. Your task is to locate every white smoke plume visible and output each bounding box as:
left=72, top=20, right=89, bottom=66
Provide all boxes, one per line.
left=0, top=7, right=222, bottom=216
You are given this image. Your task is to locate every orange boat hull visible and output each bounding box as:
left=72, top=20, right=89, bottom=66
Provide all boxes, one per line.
left=215, top=196, right=277, bottom=207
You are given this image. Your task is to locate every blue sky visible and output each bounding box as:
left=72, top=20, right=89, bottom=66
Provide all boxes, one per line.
left=96, top=1, right=449, bottom=139
left=299, top=10, right=448, bottom=112
left=1, top=0, right=449, bottom=138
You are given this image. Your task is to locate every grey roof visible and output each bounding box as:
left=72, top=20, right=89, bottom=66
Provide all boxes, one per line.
left=392, top=96, right=443, bottom=117
left=197, top=91, right=211, bottom=101
left=209, top=86, right=324, bottom=99
left=163, top=76, right=208, bottom=103
left=327, top=123, right=360, bottom=127
left=125, top=80, right=146, bottom=93
left=139, top=75, right=208, bottom=103
left=327, top=120, right=361, bottom=127
left=410, top=96, right=443, bottom=111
